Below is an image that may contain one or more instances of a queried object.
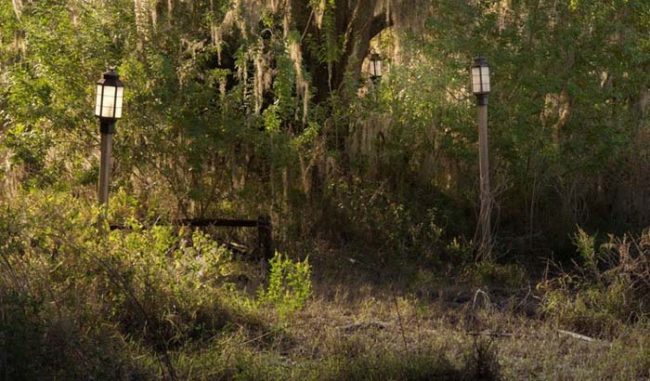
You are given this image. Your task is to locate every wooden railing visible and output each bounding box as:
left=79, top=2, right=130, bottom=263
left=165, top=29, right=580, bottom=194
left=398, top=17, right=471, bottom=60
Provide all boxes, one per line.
left=110, top=214, right=273, bottom=260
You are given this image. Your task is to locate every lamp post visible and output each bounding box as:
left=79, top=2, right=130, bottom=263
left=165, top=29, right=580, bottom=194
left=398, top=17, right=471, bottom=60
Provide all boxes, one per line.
left=369, top=52, right=382, bottom=84
left=94, top=68, right=124, bottom=208
left=471, top=56, right=492, bottom=260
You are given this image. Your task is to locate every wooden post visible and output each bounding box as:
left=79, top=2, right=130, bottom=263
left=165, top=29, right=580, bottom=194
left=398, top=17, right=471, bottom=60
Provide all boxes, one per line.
left=477, top=97, right=492, bottom=260
left=257, top=214, right=273, bottom=261
left=98, top=133, right=112, bottom=207
left=98, top=120, right=116, bottom=208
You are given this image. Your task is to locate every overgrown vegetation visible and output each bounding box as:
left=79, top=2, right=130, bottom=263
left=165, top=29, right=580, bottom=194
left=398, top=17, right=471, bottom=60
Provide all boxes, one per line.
left=0, top=192, right=262, bottom=379
left=0, top=0, right=648, bottom=379
left=539, top=228, right=650, bottom=338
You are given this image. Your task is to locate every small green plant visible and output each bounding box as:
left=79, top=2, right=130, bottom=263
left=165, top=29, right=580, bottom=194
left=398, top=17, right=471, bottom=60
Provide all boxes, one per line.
left=573, top=226, right=597, bottom=275
left=445, top=237, right=474, bottom=265
left=258, top=252, right=312, bottom=318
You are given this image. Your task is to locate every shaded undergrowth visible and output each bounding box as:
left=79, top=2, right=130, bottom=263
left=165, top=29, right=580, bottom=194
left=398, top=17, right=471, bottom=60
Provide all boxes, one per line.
left=0, top=191, right=648, bottom=380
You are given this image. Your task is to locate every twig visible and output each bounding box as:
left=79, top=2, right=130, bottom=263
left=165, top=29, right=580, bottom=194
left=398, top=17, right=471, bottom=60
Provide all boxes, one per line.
left=468, top=330, right=513, bottom=338
left=557, top=329, right=597, bottom=342
left=337, top=320, right=391, bottom=332
left=239, top=330, right=277, bottom=346
left=392, top=293, right=409, bottom=352
left=472, top=288, right=492, bottom=310
left=300, top=9, right=315, bottom=43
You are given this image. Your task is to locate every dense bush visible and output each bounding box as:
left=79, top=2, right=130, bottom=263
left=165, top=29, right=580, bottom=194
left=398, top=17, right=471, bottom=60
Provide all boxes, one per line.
left=321, top=179, right=447, bottom=266
left=538, top=228, right=650, bottom=338
left=0, top=191, right=262, bottom=379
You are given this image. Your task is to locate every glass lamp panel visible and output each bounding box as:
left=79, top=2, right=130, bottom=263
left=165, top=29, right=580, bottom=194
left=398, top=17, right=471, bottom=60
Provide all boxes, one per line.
left=114, top=87, right=124, bottom=118
left=481, top=67, right=490, bottom=93
left=472, top=67, right=482, bottom=93
left=100, top=86, right=116, bottom=118
left=95, top=85, right=103, bottom=116
left=373, top=60, right=382, bottom=77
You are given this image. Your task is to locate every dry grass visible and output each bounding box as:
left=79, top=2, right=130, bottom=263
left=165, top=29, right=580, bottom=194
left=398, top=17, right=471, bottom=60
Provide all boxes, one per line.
left=259, top=279, right=647, bottom=380
left=180, top=263, right=647, bottom=380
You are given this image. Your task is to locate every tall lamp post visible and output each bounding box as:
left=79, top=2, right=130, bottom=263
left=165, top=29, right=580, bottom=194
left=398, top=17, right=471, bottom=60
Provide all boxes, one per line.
left=94, top=68, right=124, bottom=208
left=471, top=56, right=492, bottom=260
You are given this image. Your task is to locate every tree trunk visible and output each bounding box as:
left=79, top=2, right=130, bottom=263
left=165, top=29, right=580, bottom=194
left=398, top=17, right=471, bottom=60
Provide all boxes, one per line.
left=290, top=0, right=392, bottom=102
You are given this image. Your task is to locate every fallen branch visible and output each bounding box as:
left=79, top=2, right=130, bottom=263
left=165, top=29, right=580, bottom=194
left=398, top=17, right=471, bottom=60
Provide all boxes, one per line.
left=468, top=330, right=514, bottom=338
left=557, top=329, right=596, bottom=342
left=337, top=321, right=390, bottom=332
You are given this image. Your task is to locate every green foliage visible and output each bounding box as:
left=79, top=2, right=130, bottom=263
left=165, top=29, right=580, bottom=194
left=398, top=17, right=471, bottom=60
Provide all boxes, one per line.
left=2, top=123, right=55, bottom=187
left=1, top=0, right=648, bottom=378
left=573, top=226, right=597, bottom=275
left=0, top=191, right=261, bottom=379
left=272, top=50, right=298, bottom=119
left=2, top=0, right=647, bottom=262
left=397, top=0, right=650, bottom=246
left=539, top=229, right=650, bottom=338
left=258, top=252, right=312, bottom=318
left=263, top=105, right=282, bottom=134
left=107, top=225, right=247, bottom=346
left=0, top=192, right=132, bottom=379
left=539, top=281, right=625, bottom=338
left=445, top=237, right=475, bottom=265
left=323, top=180, right=446, bottom=265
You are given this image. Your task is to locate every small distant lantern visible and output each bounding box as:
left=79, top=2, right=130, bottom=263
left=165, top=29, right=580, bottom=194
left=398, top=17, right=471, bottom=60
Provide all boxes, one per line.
left=370, top=52, right=382, bottom=82
left=471, top=56, right=490, bottom=104
left=95, top=68, right=124, bottom=122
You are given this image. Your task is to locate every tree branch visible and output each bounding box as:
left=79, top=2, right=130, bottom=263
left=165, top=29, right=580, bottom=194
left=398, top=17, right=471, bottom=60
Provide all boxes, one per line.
left=370, top=13, right=393, bottom=40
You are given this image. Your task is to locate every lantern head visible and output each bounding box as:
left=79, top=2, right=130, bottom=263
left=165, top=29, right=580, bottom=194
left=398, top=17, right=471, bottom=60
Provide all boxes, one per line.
left=370, top=52, right=382, bottom=80
left=95, top=68, right=124, bottom=120
left=471, top=56, right=490, bottom=96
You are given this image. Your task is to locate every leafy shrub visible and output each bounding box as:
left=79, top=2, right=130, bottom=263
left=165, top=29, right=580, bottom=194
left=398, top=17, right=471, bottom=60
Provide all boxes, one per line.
left=258, top=252, right=312, bottom=318
left=323, top=180, right=444, bottom=265
left=445, top=237, right=475, bottom=265
left=106, top=225, right=250, bottom=347
left=0, top=192, right=145, bottom=380
left=0, top=191, right=262, bottom=379
left=538, top=228, right=650, bottom=338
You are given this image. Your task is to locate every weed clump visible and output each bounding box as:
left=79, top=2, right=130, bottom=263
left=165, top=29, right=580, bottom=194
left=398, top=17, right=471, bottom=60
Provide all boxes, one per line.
left=538, top=227, right=650, bottom=338
left=258, top=251, right=312, bottom=319
left=462, top=337, right=503, bottom=381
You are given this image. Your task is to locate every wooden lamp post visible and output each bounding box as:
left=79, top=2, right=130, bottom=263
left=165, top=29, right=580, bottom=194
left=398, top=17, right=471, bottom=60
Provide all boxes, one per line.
left=471, top=56, right=492, bottom=260
left=94, top=68, right=124, bottom=208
